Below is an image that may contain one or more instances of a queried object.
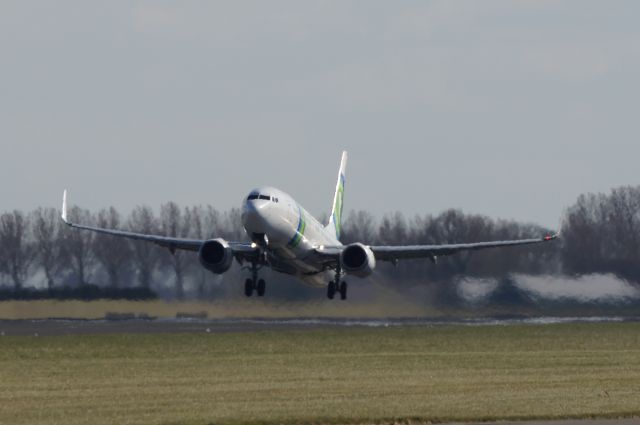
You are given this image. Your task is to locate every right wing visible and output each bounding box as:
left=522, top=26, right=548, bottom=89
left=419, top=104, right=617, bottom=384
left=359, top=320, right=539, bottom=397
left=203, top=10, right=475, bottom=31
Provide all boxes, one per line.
left=368, top=235, right=558, bottom=262
left=311, top=234, right=558, bottom=266
left=61, top=190, right=258, bottom=258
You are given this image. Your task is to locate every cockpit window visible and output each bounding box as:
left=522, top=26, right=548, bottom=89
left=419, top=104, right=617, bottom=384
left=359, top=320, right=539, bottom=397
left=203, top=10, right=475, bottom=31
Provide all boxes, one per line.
left=248, top=193, right=279, bottom=202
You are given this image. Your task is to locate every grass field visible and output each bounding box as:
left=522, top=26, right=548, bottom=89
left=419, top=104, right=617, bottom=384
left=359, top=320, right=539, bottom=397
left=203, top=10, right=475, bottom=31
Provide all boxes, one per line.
left=1, top=323, right=640, bottom=425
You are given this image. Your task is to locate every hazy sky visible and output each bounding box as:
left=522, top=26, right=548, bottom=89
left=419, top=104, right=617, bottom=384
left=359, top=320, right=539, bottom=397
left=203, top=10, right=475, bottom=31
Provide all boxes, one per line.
left=2, top=1, right=639, bottom=228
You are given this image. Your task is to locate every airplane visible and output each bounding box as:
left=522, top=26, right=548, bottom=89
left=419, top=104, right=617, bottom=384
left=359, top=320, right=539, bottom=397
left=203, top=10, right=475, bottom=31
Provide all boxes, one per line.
left=61, top=151, right=558, bottom=300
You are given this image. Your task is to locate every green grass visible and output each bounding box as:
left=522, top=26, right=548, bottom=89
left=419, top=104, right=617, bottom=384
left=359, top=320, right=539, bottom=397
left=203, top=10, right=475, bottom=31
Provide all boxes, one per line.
left=1, top=324, right=640, bottom=425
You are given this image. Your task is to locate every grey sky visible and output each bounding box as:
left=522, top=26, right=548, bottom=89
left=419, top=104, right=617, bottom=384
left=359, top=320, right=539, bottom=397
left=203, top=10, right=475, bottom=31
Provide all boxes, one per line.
left=1, top=1, right=639, bottom=228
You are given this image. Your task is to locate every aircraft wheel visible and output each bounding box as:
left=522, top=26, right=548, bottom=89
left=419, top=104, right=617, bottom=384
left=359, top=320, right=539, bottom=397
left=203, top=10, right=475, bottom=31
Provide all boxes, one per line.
left=339, top=281, right=347, bottom=300
left=257, top=279, right=266, bottom=297
left=244, top=278, right=254, bottom=297
left=327, top=281, right=336, bottom=299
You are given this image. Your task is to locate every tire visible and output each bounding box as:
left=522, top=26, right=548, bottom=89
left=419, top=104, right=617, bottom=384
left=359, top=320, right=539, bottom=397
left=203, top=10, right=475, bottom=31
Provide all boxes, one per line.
left=327, top=281, right=336, bottom=299
left=339, top=281, right=347, bottom=300
left=257, top=279, right=266, bottom=297
left=244, top=278, right=254, bottom=297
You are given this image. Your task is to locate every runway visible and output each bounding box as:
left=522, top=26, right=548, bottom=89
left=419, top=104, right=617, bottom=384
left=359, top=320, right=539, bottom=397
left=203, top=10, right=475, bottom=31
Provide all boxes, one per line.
left=1, top=316, right=638, bottom=336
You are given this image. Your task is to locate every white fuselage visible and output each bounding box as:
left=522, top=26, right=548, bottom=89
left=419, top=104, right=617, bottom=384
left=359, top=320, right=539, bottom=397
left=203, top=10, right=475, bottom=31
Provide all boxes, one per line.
left=241, top=186, right=340, bottom=287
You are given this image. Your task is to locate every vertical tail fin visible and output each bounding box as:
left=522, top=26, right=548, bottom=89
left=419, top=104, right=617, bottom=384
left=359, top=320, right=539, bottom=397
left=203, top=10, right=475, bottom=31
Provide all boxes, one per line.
left=327, top=151, right=348, bottom=240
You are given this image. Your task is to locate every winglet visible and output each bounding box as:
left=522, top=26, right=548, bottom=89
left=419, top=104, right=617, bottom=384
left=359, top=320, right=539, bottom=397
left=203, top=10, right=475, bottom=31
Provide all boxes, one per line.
left=61, top=190, right=69, bottom=224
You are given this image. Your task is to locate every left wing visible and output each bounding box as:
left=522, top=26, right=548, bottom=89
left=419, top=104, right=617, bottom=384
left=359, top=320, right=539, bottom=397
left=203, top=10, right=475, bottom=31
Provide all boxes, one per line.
left=60, top=190, right=258, bottom=258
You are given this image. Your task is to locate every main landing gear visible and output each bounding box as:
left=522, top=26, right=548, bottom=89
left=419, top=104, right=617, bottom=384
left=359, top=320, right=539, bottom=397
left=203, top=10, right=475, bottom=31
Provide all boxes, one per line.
left=244, top=278, right=265, bottom=297
left=244, top=261, right=266, bottom=297
left=327, top=267, right=347, bottom=300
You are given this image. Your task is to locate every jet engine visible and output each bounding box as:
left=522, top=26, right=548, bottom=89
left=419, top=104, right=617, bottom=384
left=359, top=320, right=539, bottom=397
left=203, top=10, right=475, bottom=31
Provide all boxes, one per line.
left=340, top=243, right=376, bottom=277
left=199, top=238, right=233, bottom=274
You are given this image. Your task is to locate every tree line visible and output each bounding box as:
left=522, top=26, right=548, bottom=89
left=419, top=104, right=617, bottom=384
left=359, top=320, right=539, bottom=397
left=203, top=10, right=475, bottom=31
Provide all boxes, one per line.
left=1, top=185, right=639, bottom=300
left=0, top=204, right=245, bottom=299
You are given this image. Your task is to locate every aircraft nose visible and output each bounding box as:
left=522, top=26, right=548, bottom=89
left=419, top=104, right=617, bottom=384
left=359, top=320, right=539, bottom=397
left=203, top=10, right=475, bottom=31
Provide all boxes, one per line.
left=242, top=199, right=270, bottom=233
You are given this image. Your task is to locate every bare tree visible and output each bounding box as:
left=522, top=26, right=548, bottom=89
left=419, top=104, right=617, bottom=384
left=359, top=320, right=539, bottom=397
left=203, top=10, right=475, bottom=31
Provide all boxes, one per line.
left=160, top=202, right=192, bottom=299
left=128, top=205, right=160, bottom=289
left=609, top=187, right=640, bottom=265
left=201, top=205, right=221, bottom=238
left=378, top=212, right=407, bottom=246
left=188, top=205, right=214, bottom=297
left=31, top=207, right=67, bottom=291
left=342, top=210, right=377, bottom=244
left=0, top=211, right=33, bottom=289
left=424, top=209, right=475, bottom=278
left=562, top=187, right=640, bottom=283
left=218, top=207, right=246, bottom=241
left=93, top=207, right=132, bottom=288
left=60, top=206, right=96, bottom=286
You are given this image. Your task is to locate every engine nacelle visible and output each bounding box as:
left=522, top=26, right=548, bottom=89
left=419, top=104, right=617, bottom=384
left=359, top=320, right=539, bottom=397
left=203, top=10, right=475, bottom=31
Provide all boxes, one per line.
left=340, top=243, right=376, bottom=277
left=199, top=238, right=233, bottom=274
